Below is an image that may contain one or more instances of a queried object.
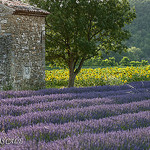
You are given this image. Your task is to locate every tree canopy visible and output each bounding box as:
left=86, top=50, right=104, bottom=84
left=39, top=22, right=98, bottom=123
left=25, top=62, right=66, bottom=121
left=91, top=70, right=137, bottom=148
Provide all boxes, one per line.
left=29, top=0, right=136, bottom=87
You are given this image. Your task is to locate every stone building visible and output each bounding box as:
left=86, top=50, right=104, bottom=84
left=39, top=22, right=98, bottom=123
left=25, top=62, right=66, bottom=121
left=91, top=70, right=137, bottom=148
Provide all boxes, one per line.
left=0, top=0, right=49, bottom=91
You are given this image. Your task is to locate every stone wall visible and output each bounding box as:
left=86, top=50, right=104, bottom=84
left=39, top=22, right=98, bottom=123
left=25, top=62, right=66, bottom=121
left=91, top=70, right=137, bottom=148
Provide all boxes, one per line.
left=10, top=15, right=46, bottom=90
left=0, top=35, right=12, bottom=90
left=0, top=5, right=46, bottom=91
left=0, top=4, right=13, bottom=90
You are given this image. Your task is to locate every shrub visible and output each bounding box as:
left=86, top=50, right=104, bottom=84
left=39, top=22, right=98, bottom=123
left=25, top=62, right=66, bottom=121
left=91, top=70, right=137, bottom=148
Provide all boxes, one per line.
left=130, top=61, right=141, bottom=66
left=141, top=60, right=149, bottom=66
left=119, top=57, right=130, bottom=66
left=100, top=59, right=110, bottom=66
left=108, top=57, right=116, bottom=66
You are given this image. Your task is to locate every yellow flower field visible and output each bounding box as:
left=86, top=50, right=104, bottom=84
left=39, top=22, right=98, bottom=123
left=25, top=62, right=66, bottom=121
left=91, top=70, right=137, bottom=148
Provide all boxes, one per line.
left=45, top=65, right=150, bottom=88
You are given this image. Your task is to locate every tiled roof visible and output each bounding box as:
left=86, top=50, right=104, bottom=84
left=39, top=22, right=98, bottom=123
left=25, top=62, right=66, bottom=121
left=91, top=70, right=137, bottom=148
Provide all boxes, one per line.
left=0, top=0, right=49, bottom=16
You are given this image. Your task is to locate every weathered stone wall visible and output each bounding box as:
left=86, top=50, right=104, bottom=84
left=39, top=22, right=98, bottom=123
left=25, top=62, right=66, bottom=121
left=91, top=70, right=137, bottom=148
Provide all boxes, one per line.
left=0, top=35, right=12, bottom=90
left=0, top=4, right=46, bottom=91
left=11, top=15, right=46, bottom=90
left=0, top=4, right=13, bottom=90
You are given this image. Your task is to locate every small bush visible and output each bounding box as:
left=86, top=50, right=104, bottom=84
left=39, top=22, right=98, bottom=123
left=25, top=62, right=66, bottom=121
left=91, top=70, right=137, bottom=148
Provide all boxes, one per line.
left=141, top=60, right=149, bottom=66
left=108, top=57, right=116, bottom=66
left=130, top=61, right=141, bottom=66
left=100, top=59, right=110, bottom=67
left=119, top=57, right=130, bottom=66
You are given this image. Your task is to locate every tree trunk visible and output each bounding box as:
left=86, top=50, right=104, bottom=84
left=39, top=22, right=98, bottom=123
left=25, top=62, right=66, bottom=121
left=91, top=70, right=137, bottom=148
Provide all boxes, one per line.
left=68, top=57, right=76, bottom=88
left=68, top=68, right=76, bottom=88
left=68, top=57, right=85, bottom=88
left=68, top=58, right=77, bottom=87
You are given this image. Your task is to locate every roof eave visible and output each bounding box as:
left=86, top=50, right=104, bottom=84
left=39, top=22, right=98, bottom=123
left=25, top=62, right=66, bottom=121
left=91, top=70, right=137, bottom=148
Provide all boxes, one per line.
left=12, top=10, right=50, bottom=17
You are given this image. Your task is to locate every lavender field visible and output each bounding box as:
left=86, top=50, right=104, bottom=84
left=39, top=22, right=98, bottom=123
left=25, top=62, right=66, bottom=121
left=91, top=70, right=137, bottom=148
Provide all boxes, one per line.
left=0, top=81, right=150, bottom=150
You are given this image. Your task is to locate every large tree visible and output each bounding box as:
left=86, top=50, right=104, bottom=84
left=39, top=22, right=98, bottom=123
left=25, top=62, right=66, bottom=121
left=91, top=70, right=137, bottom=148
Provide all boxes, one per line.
left=29, top=0, right=136, bottom=87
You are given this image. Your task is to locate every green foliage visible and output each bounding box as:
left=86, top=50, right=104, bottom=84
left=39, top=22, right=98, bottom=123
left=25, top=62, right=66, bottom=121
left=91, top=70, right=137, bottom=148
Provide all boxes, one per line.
left=84, top=57, right=118, bottom=67
left=99, top=46, right=145, bottom=63
left=130, top=61, right=141, bottom=66
left=129, top=59, right=148, bottom=66
left=29, top=0, right=135, bottom=64
left=108, top=57, right=116, bottom=66
left=119, top=57, right=130, bottom=66
left=2, top=83, right=13, bottom=91
left=126, top=47, right=143, bottom=61
left=78, top=55, right=149, bottom=67
left=100, top=59, right=110, bottom=67
left=100, top=57, right=117, bottom=67
left=141, top=60, right=149, bottom=66
left=100, top=0, right=150, bottom=62
left=84, top=57, right=101, bottom=66
left=126, top=0, right=150, bottom=59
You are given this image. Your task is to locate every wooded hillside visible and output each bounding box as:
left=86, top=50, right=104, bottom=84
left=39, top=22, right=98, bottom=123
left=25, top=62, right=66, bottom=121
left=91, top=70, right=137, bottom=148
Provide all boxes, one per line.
left=126, top=0, right=150, bottom=58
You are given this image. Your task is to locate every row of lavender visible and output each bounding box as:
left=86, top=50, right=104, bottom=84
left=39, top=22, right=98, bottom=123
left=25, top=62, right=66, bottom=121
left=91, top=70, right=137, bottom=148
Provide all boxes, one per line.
left=0, top=91, right=150, bottom=118
left=0, top=81, right=150, bottom=99
left=0, top=81, right=150, bottom=149
left=0, top=88, right=150, bottom=106
left=0, top=111, right=149, bottom=143
left=2, top=126, right=149, bottom=150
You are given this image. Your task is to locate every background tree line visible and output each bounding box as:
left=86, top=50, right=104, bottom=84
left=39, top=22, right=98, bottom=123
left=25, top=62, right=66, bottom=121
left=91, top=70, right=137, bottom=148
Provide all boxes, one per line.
left=83, top=56, right=149, bottom=67
left=126, top=0, right=150, bottom=59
